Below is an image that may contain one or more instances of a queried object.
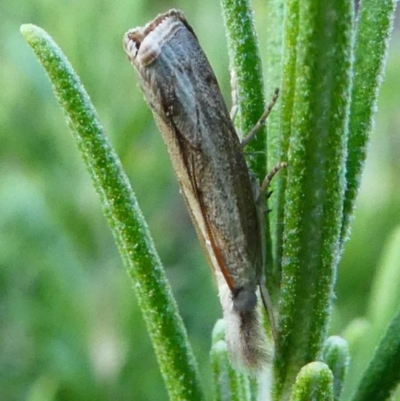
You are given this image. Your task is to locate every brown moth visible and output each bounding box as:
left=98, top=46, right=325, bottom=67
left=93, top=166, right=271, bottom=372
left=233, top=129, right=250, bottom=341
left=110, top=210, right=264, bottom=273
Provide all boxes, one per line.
left=123, top=9, right=273, bottom=370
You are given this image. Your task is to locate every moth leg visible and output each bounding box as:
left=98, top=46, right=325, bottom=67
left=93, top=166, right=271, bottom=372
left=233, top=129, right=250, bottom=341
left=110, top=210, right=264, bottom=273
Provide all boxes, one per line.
left=258, top=162, right=288, bottom=202
left=255, top=163, right=286, bottom=346
left=241, top=88, right=280, bottom=147
left=229, top=69, right=238, bottom=121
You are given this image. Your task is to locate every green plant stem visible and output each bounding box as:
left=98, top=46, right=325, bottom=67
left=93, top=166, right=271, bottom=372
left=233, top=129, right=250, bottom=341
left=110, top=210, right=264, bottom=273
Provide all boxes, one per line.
left=20, top=24, right=204, bottom=401
left=274, top=1, right=352, bottom=399
left=340, top=0, right=398, bottom=248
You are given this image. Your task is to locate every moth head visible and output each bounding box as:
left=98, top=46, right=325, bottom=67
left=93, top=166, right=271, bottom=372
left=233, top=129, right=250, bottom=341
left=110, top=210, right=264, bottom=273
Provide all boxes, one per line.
left=123, top=9, right=187, bottom=68
left=232, top=287, right=257, bottom=313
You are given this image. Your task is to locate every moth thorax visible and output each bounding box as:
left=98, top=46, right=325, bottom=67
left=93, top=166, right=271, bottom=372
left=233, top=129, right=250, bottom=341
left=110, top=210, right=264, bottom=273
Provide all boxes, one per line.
left=232, top=287, right=257, bottom=313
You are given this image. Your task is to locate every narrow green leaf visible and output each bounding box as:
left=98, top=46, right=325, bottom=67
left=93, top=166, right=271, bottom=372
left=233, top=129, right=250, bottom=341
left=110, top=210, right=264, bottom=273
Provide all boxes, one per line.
left=273, top=0, right=300, bottom=295
left=211, top=339, right=251, bottom=401
left=368, top=226, right=400, bottom=331
left=264, top=0, right=286, bottom=297
left=211, top=321, right=253, bottom=401
left=322, top=336, right=350, bottom=401
left=289, top=362, right=334, bottom=401
left=340, top=0, right=398, bottom=247
left=220, top=0, right=267, bottom=180
left=343, top=227, right=400, bottom=399
left=274, top=0, right=353, bottom=399
left=350, top=308, right=400, bottom=401
left=20, top=24, right=204, bottom=401
left=263, top=0, right=290, bottom=304
left=213, top=319, right=228, bottom=345
left=211, top=341, right=233, bottom=401
left=340, top=318, right=372, bottom=401
left=264, top=0, right=285, bottom=170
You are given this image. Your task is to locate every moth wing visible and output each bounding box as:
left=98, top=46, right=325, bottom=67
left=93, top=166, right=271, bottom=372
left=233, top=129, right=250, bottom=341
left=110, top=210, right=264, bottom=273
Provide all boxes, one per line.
left=184, top=152, right=237, bottom=292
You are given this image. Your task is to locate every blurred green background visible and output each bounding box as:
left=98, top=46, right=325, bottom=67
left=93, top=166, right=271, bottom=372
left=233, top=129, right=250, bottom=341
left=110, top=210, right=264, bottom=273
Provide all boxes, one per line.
left=1, top=1, right=399, bottom=400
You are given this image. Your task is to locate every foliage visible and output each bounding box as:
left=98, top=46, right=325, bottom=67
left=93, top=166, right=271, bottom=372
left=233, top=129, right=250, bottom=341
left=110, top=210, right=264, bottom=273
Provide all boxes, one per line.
left=1, top=0, right=399, bottom=400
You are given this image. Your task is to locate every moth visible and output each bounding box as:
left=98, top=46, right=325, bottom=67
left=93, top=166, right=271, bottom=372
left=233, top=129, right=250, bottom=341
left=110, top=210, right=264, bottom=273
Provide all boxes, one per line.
left=123, top=9, right=277, bottom=370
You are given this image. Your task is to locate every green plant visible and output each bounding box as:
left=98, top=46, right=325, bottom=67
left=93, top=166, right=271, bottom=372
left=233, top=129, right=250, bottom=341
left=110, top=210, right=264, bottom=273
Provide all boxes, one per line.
left=20, top=0, right=398, bottom=400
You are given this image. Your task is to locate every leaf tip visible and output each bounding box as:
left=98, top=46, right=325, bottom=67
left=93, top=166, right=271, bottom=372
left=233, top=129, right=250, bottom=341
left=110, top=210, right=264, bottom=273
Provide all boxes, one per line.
left=20, top=23, right=36, bottom=37
left=20, top=24, right=47, bottom=46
